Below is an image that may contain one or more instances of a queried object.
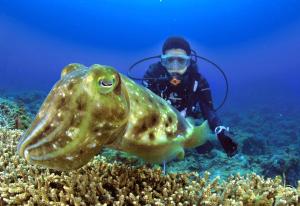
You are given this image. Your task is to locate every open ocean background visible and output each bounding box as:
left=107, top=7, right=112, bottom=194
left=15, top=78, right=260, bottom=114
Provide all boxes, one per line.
left=1, top=0, right=300, bottom=188
left=1, top=0, right=300, bottom=109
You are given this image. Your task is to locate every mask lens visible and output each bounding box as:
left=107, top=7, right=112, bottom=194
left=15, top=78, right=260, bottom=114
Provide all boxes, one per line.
left=177, top=57, right=186, bottom=64
left=167, top=57, right=176, bottom=64
left=161, top=54, right=190, bottom=68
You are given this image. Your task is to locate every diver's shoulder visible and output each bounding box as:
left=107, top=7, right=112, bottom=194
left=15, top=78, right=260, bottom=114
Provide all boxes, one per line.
left=188, top=62, right=207, bottom=81
left=188, top=62, right=201, bottom=75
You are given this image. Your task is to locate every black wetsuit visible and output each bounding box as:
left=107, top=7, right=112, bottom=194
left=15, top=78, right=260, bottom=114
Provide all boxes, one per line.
left=142, top=61, right=220, bottom=131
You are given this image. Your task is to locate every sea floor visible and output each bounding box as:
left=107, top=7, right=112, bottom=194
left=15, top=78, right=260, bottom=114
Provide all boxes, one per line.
left=102, top=103, right=300, bottom=186
left=0, top=90, right=299, bottom=205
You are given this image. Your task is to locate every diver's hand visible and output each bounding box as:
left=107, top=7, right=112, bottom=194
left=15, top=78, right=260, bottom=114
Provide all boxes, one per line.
left=217, top=131, right=238, bottom=157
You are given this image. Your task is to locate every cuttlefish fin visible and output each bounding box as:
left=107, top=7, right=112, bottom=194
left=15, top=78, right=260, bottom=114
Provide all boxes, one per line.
left=183, top=120, right=216, bottom=148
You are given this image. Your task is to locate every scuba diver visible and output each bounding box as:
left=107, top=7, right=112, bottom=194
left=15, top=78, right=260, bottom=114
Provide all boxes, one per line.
left=141, top=36, right=238, bottom=157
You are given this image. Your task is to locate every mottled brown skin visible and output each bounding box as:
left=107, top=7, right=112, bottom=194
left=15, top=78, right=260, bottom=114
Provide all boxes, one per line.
left=17, top=64, right=213, bottom=171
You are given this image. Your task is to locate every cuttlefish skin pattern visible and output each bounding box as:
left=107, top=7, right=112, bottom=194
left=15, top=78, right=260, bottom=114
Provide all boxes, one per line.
left=17, top=64, right=213, bottom=171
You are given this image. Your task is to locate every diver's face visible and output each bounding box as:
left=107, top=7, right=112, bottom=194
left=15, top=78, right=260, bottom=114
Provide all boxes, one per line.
left=161, top=49, right=191, bottom=75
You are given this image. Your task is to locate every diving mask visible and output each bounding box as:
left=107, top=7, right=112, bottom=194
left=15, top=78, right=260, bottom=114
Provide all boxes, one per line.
left=161, top=54, right=191, bottom=74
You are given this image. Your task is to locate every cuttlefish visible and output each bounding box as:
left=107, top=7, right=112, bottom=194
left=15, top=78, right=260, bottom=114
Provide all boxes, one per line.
left=17, top=64, right=215, bottom=171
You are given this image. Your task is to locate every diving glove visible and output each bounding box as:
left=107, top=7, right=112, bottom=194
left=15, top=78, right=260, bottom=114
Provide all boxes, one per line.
left=217, top=131, right=238, bottom=157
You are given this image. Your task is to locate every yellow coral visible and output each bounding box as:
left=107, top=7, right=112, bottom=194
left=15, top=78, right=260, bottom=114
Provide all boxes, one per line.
left=0, top=128, right=299, bottom=205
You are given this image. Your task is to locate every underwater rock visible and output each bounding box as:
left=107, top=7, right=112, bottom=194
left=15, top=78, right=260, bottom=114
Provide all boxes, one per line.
left=241, top=137, right=266, bottom=155
left=262, top=152, right=300, bottom=187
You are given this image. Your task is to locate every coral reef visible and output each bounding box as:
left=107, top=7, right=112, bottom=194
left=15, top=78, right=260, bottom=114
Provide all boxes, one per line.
left=0, top=128, right=299, bottom=205
left=261, top=149, right=300, bottom=187
left=0, top=90, right=46, bottom=116
left=0, top=91, right=299, bottom=205
left=220, top=106, right=300, bottom=186
left=12, top=91, right=46, bottom=115
left=0, top=97, right=32, bottom=130
left=241, top=137, right=266, bottom=155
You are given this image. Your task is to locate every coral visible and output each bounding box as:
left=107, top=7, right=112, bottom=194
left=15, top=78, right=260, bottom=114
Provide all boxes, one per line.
left=99, top=148, right=146, bottom=166
left=1, top=91, right=299, bottom=192
left=0, top=97, right=32, bottom=129
left=0, top=128, right=299, bottom=205
left=261, top=150, right=300, bottom=187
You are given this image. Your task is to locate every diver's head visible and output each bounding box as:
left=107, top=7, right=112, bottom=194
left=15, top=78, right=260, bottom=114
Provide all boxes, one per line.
left=161, top=37, right=191, bottom=75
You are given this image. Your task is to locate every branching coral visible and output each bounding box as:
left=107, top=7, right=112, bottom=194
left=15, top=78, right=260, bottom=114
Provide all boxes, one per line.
left=0, top=128, right=299, bottom=205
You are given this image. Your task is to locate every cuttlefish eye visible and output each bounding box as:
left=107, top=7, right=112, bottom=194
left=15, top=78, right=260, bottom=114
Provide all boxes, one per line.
left=99, top=79, right=114, bottom=87
left=98, top=75, right=118, bottom=94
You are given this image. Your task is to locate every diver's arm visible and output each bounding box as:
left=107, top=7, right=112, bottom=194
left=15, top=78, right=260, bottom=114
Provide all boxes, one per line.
left=196, top=76, right=219, bottom=129
left=197, top=76, right=238, bottom=157
left=200, top=96, right=221, bottom=131
left=199, top=98, right=238, bottom=157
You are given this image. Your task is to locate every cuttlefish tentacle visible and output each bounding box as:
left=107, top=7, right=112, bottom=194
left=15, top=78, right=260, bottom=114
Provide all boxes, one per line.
left=24, top=88, right=84, bottom=160
left=19, top=88, right=67, bottom=156
left=17, top=107, right=57, bottom=157
left=29, top=93, right=94, bottom=161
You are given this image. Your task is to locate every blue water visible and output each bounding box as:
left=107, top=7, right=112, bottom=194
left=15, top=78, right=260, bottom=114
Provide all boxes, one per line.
left=0, top=1, right=299, bottom=122
left=0, top=0, right=300, bottom=111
